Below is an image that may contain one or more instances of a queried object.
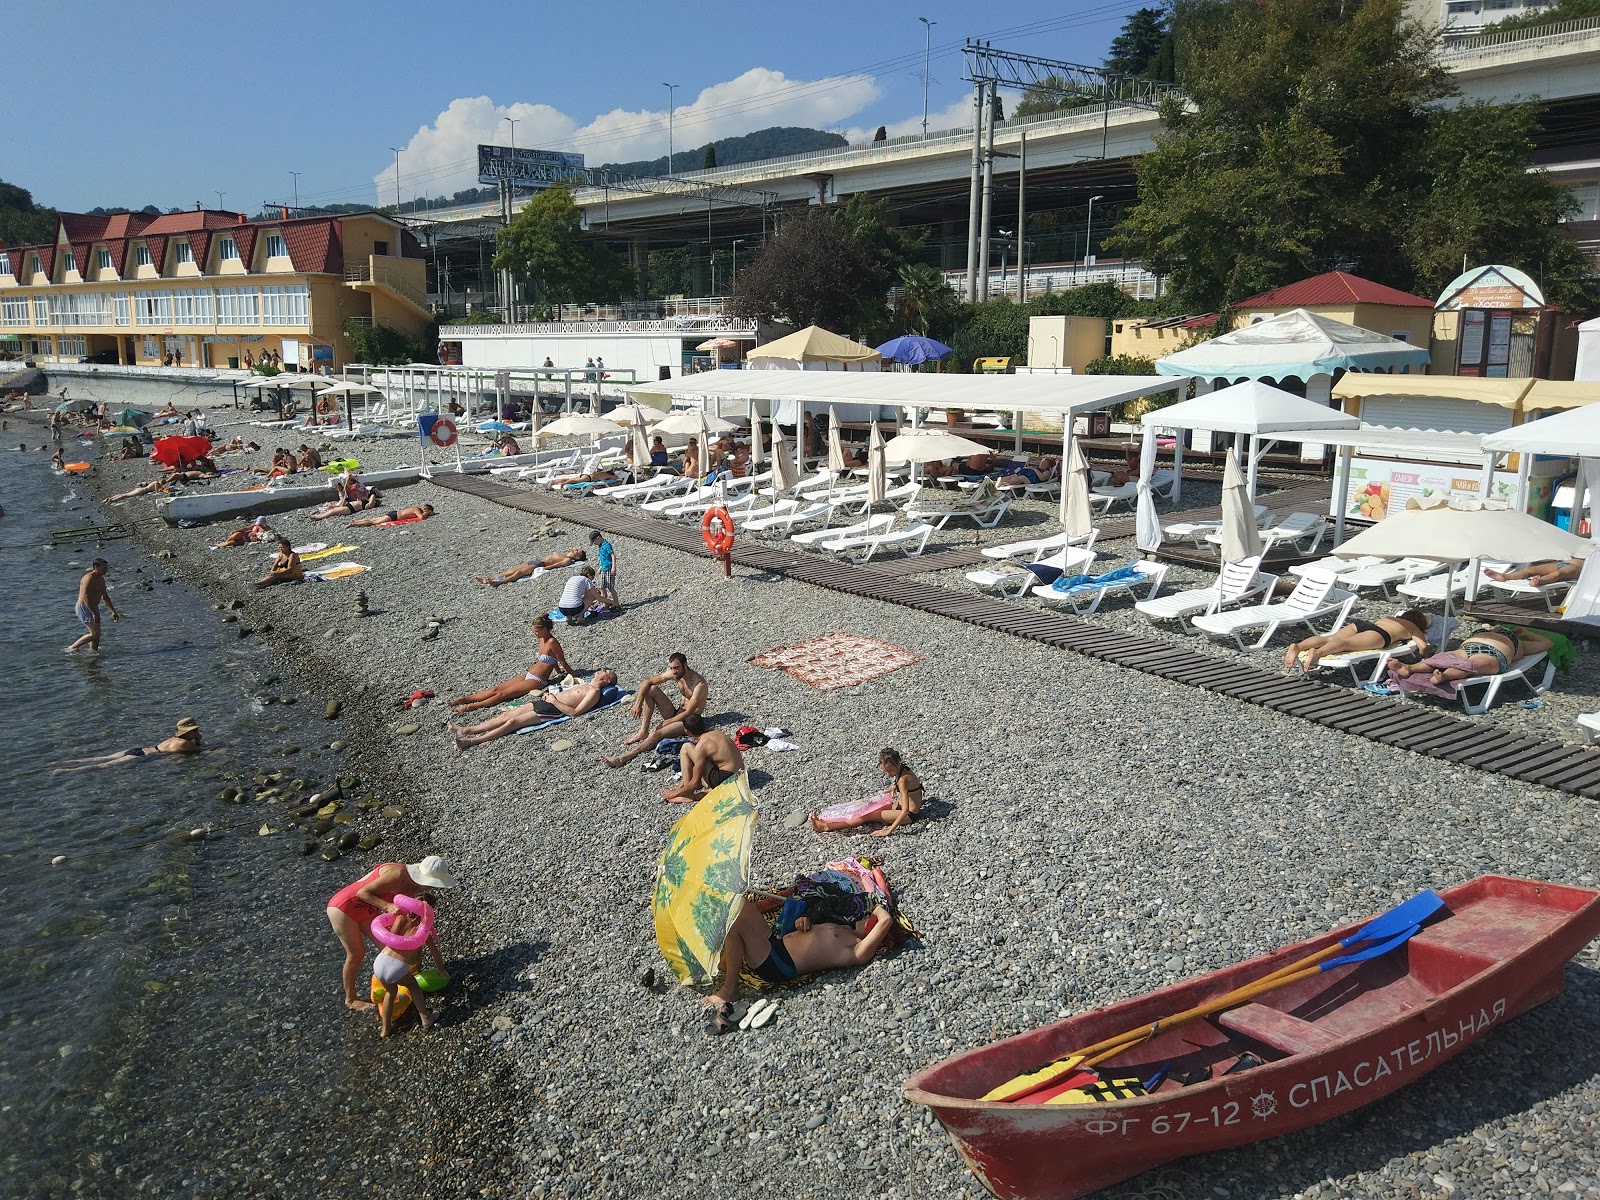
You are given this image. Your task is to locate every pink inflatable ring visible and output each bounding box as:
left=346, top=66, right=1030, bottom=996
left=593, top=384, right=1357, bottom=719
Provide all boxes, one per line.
left=371, top=893, right=434, bottom=952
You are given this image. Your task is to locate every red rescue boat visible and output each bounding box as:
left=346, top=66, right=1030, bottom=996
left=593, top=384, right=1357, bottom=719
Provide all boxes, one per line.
left=904, top=875, right=1600, bottom=1200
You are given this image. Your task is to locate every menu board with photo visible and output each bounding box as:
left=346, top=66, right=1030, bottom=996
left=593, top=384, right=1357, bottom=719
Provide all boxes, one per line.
left=1345, top=458, right=1516, bottom=520
left=1457, top=310, right=1486, bottom=369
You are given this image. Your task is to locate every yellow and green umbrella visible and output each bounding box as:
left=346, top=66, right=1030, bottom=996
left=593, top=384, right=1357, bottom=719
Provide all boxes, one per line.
left=653, top=772, right=757, bottom=985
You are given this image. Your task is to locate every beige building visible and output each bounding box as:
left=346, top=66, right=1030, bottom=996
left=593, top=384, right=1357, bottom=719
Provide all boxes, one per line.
left=0, top=208, right=430, bottom=370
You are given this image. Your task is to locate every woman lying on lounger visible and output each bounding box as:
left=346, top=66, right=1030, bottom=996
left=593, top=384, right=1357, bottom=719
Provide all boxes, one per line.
left=1484, top=559, right=1584, bottom=587
left=996, top=455, right=1059, bottom=489
left=448, top=616, right=575, bottom=712
left=1284, top=609, right=1429, bottom=673
left=810, top=748, right=924, bottom=837
left=547, top=467, right=625, bottom=491
left=448, top=669, right=618, bottom=749
left=473, top=548, right=586, bottom=587
left=1388, top=626, right=1555, bottom=698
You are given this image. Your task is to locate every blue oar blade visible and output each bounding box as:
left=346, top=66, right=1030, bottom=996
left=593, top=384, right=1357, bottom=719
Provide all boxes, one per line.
left=1341, top=890, right=1445, bottom=951
left=1322, top=924, right=1420, bottom=971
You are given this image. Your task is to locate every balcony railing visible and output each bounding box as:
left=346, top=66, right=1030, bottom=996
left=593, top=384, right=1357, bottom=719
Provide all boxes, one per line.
left=1437, top=14, right=1600, bottom=57
left=346, top=258, right=428, bottom=311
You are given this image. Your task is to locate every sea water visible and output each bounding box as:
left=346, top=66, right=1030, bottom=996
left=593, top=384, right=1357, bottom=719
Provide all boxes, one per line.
left=0, top=448, right=351, bottom=1186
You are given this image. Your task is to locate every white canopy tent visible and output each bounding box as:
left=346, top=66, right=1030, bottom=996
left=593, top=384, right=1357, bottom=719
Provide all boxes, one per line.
left=1155, top=308, right=1432, bottom=382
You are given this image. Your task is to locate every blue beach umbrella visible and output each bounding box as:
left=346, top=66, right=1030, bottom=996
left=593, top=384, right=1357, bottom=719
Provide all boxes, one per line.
left=875, top=335, right=953, bottom=366
left=477, top=420, right=515, bottom=434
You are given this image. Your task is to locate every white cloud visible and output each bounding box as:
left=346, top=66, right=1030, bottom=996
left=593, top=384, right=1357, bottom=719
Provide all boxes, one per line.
left=377, top=69, right=883, bottom=202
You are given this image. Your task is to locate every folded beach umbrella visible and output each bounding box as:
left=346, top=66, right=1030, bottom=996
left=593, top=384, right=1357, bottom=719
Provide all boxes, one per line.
left=1134, top=425, right=1163, bottom=554
left=119, top=407, right=154, bottom=428
left=653, top=773, right=757, bottom=985
left=630, top=406, right=653, bottom=469
left=1062, top=439, right=1094, bottom=537
left=826, top=406, right=847, bottom=475
left=749, top=400, right=766, bottom=468
left=772, top=430, right=800, bottom=493
left=694, top=407, right=713, bottom=476
left=1218, top=446, right=1262, bottom=565
left=867, top=421, right=887, bottom=505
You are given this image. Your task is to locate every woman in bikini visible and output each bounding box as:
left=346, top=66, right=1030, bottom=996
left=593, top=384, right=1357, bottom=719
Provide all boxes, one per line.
left=473, top=548, right=586, bottom=587
left=1484, top=559, right=1585, bottom=587
left=255, top=537, right=304, bottom=588
left=1283, top=608, right=1429, bottom=672
left=55, top=720, right=202, bottom=772
left=1390, top=626, right=1555, bottom=695
left=448, top=616, right=575, bottom=712
left=811, top=748, right=925, bottom=836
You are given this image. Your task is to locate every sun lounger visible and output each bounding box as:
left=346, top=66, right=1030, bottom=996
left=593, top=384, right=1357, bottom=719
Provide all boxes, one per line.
left=1288, top=555, right=1384, bottom=579
left=981, top=530, right=1099, bottom=561
left=1134, top=556, right=1278, bottom=628
left=595, top=472, right=679, bottom=502
left=791, top=513, right=894, bottom=547
left=1396, top=563, right=1506, bottom=605
left=1306, top=641, right=1423, bottom=686
left=1190, top=568, right=1356, bottom=650
left=1336, top=557, right=1445, bottom=598
left=909, top=481, right=1013, bottom=530
left=642, top=484, right=722, bottom=515
left=818, top=520, right=937, bottom=564
left=1577, top=711, right=1600, bottom=742
left=1164, top=506, right=1274, bottom=546
left=1446, top=653, right=1554, bottom=716
left=1209, top=511, right=1325, bottom=554
left=743, top=498, right=833, bottom=536
left=1481, top=573, right=1575, bottom=611
left=967, top=546, right=1096, bottom=598
left=1031, top=559, right=1168, bottom=614
left=1090, top=469, right=1175, bottom=514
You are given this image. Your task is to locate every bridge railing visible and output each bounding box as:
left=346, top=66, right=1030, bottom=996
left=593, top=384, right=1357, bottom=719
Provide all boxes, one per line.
left=1437, top=14, right=1600, bottom=58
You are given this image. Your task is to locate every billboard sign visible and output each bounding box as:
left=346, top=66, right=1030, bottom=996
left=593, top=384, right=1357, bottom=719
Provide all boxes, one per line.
left=1435, top=264, right=1544, bottom=311
left=477, top=145, right=587, bottom=188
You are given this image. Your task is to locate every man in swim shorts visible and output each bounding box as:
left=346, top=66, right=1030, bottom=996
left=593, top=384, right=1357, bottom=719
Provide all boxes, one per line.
left=448, top=669, right=620, bottom=749
left=67, top=558, right=120, bottom=652
left=660, top=714, right=744, bottom=802
left=348, top=503, right=433, bottom=528
left=601, top=652, right=707, bottom=768
left=703, top=898, right=897, bottom=1032
left=473, top=548, right=586, bottom=587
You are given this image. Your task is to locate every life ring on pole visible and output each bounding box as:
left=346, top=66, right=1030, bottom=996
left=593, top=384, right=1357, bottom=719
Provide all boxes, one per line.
left=316, top=396, right=338, bottom=416
left=428, top=417, right=459, bottom=448
left=701, top=506, right=735, bottom=556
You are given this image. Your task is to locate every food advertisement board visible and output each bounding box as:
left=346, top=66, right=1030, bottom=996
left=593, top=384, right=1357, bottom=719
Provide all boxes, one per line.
left=1345, top=458, right=1520, bottom=521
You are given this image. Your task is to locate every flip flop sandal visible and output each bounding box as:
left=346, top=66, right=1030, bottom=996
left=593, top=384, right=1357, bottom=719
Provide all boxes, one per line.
left=737, top=998, right=767, bottom=1031
left=749, top=999, right=778, bottom=1030
left=705, top=1002, right=738, bottom=1036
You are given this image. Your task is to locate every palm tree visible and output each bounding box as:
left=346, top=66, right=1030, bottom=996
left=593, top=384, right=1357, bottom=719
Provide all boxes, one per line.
left=894, top=263, right=955, bottom=335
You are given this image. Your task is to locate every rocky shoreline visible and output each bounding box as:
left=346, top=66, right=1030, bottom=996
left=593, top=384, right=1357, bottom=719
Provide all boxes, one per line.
left=36, top=396, right=1600, bottom=1198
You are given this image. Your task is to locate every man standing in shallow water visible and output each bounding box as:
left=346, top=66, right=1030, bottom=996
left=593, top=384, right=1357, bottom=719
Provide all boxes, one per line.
left=67, top=558, right=120, bottom=652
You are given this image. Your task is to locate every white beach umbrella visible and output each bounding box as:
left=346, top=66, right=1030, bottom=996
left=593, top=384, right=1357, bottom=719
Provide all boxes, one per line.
left=536, top=414, right=626, bottom=439
left=1218, top=445, right=1263, bottom=565
left=694, top=407, right=712, bottom=476
left=609, top=402, right=665, bottom=427
left=771, top=431, right=800, bottom=493
left=882, top=429, right=991, bottom=466
left=631, top=407, right=653, bottom=470
left=749, top=400, right=766, bottom=468
left=1134, top=424, right=1163, bottom=553
left=316, top=382, right=383, bottom=398
left=1062, top=439, right=1094, bottom=538
left=867, top=421, right=887, bottom=505
left=827, top=406, right=847, bottom=475
left=651, top=409, right=740, bottom=437
left=278, top=376, right=331, bottom=391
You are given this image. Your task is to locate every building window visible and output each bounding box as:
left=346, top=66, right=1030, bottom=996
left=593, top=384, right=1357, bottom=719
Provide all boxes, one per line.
left=31, top=254, right=42, bottom=276
left=261, top=284, right=310, bottom=326
left=51, top=293, right=114, bottom=326
left=1, top=296, right=28, bottom=326
left=135, top=291, right=174, bottom=326
left=266, top=234, right=287, bottom=258
left=135, top=244, right=152, bottom=267
left=114, top=292, right=130, bottom=326
left=216, top=286, right=260, bottom=326
left=219, top=237, right=240, bottom=261
left=97, top=248, right=113, bottom=271
left=0, top=253, right=11, bottom=275
left=62, top=250, right=77, bottom=274
left=33, top=298, right=49, bottom=324
left=175, top=241, right=193, bottom=265
left=172, top=288, right=214, bottom=326
left=58, top=335, right=87, bottom=359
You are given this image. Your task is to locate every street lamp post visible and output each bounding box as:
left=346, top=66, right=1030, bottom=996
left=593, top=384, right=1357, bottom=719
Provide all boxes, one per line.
left=918, top=17, right=936, bottom=140
left=289, top=171, right=300, bottom=213
left=662, top=83, right=679, bottom=177
left=1084, top=194, right=1104, bottom=279
left=389, top=147, right=404, bottom=212
left=215, top=191, right=226, bottom=211
left=732, top=238, right=744, bottom=284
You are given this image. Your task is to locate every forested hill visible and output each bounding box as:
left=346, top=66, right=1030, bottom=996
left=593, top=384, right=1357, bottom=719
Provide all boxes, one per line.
left=599, top=126, right=850, bottom=178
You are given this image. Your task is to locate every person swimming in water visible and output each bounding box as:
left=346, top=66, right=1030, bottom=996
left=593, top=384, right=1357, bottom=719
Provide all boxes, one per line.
left=54, top=720, right=202, bottom=772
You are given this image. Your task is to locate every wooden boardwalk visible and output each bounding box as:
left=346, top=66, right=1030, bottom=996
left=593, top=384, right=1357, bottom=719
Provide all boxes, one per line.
left=435, top=474, right=1600, bottom=800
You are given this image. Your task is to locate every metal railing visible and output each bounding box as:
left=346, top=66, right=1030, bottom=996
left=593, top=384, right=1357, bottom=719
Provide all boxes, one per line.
left=445, top=313, right=756, bottom=338
left=345, top=258, right=428, bottom=311
left=1437, top=13, right=1600, bottom=57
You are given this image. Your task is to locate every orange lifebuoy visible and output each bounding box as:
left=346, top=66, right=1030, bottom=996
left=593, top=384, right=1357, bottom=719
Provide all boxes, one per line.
left=428, top=417, right=458, bottom=448
left=701, top=506, right=735, bottom=555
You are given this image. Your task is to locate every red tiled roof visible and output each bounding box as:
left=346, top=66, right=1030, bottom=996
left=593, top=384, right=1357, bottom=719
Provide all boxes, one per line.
left=1236, top=271, right=1434, bottom=309
left=1180, top=313, right=1219, bottom=329
left=231, top=224, right=259, bottom=268
left=188, top=230, right=212, bottom=271
left=142, top=234, right=168, bottom=274
left=106, top=238, right=129, bottom=276
left=34, top=245, right=55, bottom=280
left=57, top=213, right=104, bottom=242
left=283, top=220, right=342, bottom=274
left=68, top=242, right=92, bottom=275
left=104, top=213, right=143, bottom=239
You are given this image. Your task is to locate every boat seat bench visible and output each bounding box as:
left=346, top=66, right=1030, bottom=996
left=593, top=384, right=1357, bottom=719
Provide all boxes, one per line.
left=1214, top=1003, right=1342, bottom=1055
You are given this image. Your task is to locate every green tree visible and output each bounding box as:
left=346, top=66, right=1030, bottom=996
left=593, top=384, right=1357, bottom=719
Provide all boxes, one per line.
left=833, top=194, right=924, bottom=281
left=893, top=263, right=959, bottom=335
left=703, top=144, right=717, bottom=169
left=1115, top=0, right=1588, bottom=311
left=948, top=298, right=1031, bottom=372
left=647, top=246, right=693, bottom=296
left=344, top=318, right=437, bottom=365
left=728, top=210, right=888, bottom=336
left=1105, top=7, right=1173, bottom=79
left=873, top=125, right=888, bottom=143
left=493, top=187, right=635, bottom=306
left=0, top=180, right=57, bottom=247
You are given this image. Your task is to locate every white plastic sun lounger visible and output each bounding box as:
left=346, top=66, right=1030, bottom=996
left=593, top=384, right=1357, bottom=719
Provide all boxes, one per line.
left=909, top=490, right=1013, bottom=530
left=1090, top=470, right=1175, bottom=514
left=1481, top=572, right=1576, bottom=611
left=742, top=498, right=826, bottom=535
left=595, top=472, right=681, bottom=502
left=1336, top=557, right=1445, bottom=598
left=1396, top=563, right=1507, bottom=605
left=967, top=546, right=1096, bottom=599
left=1134, top=556, right=1278, bottom=628
left=1031, top=560, right=1168, bottom=614
left=1208, top=512, right=1325, bottom=554
left=1190, top=569, right=1356, bottom=650
left=1288, top=555, right=1385, bottom=579
left=981, top=530, right=1098, bottom=561
left=1164, top=506, right=1274, bottom=546
left=1307, top=642, right=1423, bottom=686
left=1577, top=711, right=1600, bottom=742
left=1446, top=652, right=1554, bottom=716
left=791, top=513, right=893, bottom=547
left=818, top=520, right=937, bottom=564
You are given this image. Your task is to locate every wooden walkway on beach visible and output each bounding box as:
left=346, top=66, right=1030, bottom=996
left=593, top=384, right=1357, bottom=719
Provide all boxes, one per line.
left=434, top=474, right=1600, bottom=801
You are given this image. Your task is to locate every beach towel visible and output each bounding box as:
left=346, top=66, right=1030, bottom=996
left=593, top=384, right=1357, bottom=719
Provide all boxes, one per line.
left=1388, top=652, right=1485, bottom=699
left=300, top=543, right=355, bottom=562
left=514, top=689, right=630, bottom=734
left=306, top=562, right=369, bottom=583
left=1502, top=626, right=1576, bottom=672
left=289, top=541, right=330, bottom=556
left=1050, top=563, right=1144, bottom=595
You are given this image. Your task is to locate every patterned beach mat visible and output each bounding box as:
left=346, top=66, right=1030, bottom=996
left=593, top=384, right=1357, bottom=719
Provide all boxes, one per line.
left=750, top=632, right=922, bottom=692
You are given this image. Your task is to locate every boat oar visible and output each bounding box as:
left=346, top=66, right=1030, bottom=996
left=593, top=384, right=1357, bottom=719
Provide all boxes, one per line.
left=982, top=900, right=1436, bottom=1104
left=1077, top=924, right=1421, bottom=1071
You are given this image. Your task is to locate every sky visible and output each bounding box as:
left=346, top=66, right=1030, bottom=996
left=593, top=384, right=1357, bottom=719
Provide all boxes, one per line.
left=6, top=0, right=1148, bottom=215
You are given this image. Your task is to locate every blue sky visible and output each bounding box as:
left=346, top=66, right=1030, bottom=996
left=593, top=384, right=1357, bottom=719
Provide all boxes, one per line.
left=9, top=1, right=1146, bottom=214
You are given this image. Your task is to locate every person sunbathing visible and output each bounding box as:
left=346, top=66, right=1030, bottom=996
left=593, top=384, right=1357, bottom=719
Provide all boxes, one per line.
left=660, top=715, right=746, bottom=802
left=548, top=468, right=623, bottom=491
left=213, top=436, right=248, bottom=455
left=106, top=480, right=172, bottom=502
left=348, top=503, right=433, bottom=528
left=448, top=669, right=618, bottom=749
left=1388, top=626, right=1555, bottom=697
left=474, top=548, right=586, bottom=587
left=998, top=455, right=1059, bottom=488
left=309, top=482, right=382, bottom=521
left=253, top=448, right=297, bottom=477
left=296, top=444, right=323, bottom=470
left=214, top=519, right=272, bottom=549
left=448, top=616, right=574, bottom=712
left=1284, top=609, right=1429, bottom=672
left=1484, top=559, right=1584, bottom=587
left=703, top=897, right=896, bottom=1031
left=600, top=652, right=707, bottom=768
left=55, top=720, right=203, bottom=772
left=256, top=537, right=304, bottom=588
left=811, top=748, right=924, bottom=835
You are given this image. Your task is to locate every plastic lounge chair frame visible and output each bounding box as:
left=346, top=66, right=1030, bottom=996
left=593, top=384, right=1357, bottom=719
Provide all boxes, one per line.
left=1032, top=559, right=1168, bottom=615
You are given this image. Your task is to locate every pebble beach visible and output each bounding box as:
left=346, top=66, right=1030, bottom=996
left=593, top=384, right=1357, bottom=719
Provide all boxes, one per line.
left=22, top=391, right=1600, bottom=1199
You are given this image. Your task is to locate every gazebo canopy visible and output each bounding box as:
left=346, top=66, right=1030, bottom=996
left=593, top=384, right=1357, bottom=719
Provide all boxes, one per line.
left=1140, top=380, right=1360, bottom=435
left=1482, top=402, right=1600, bottom=458
left=746, top=325, right=881, bottom=364
left=1155, top=308, right=1431, bottom=382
